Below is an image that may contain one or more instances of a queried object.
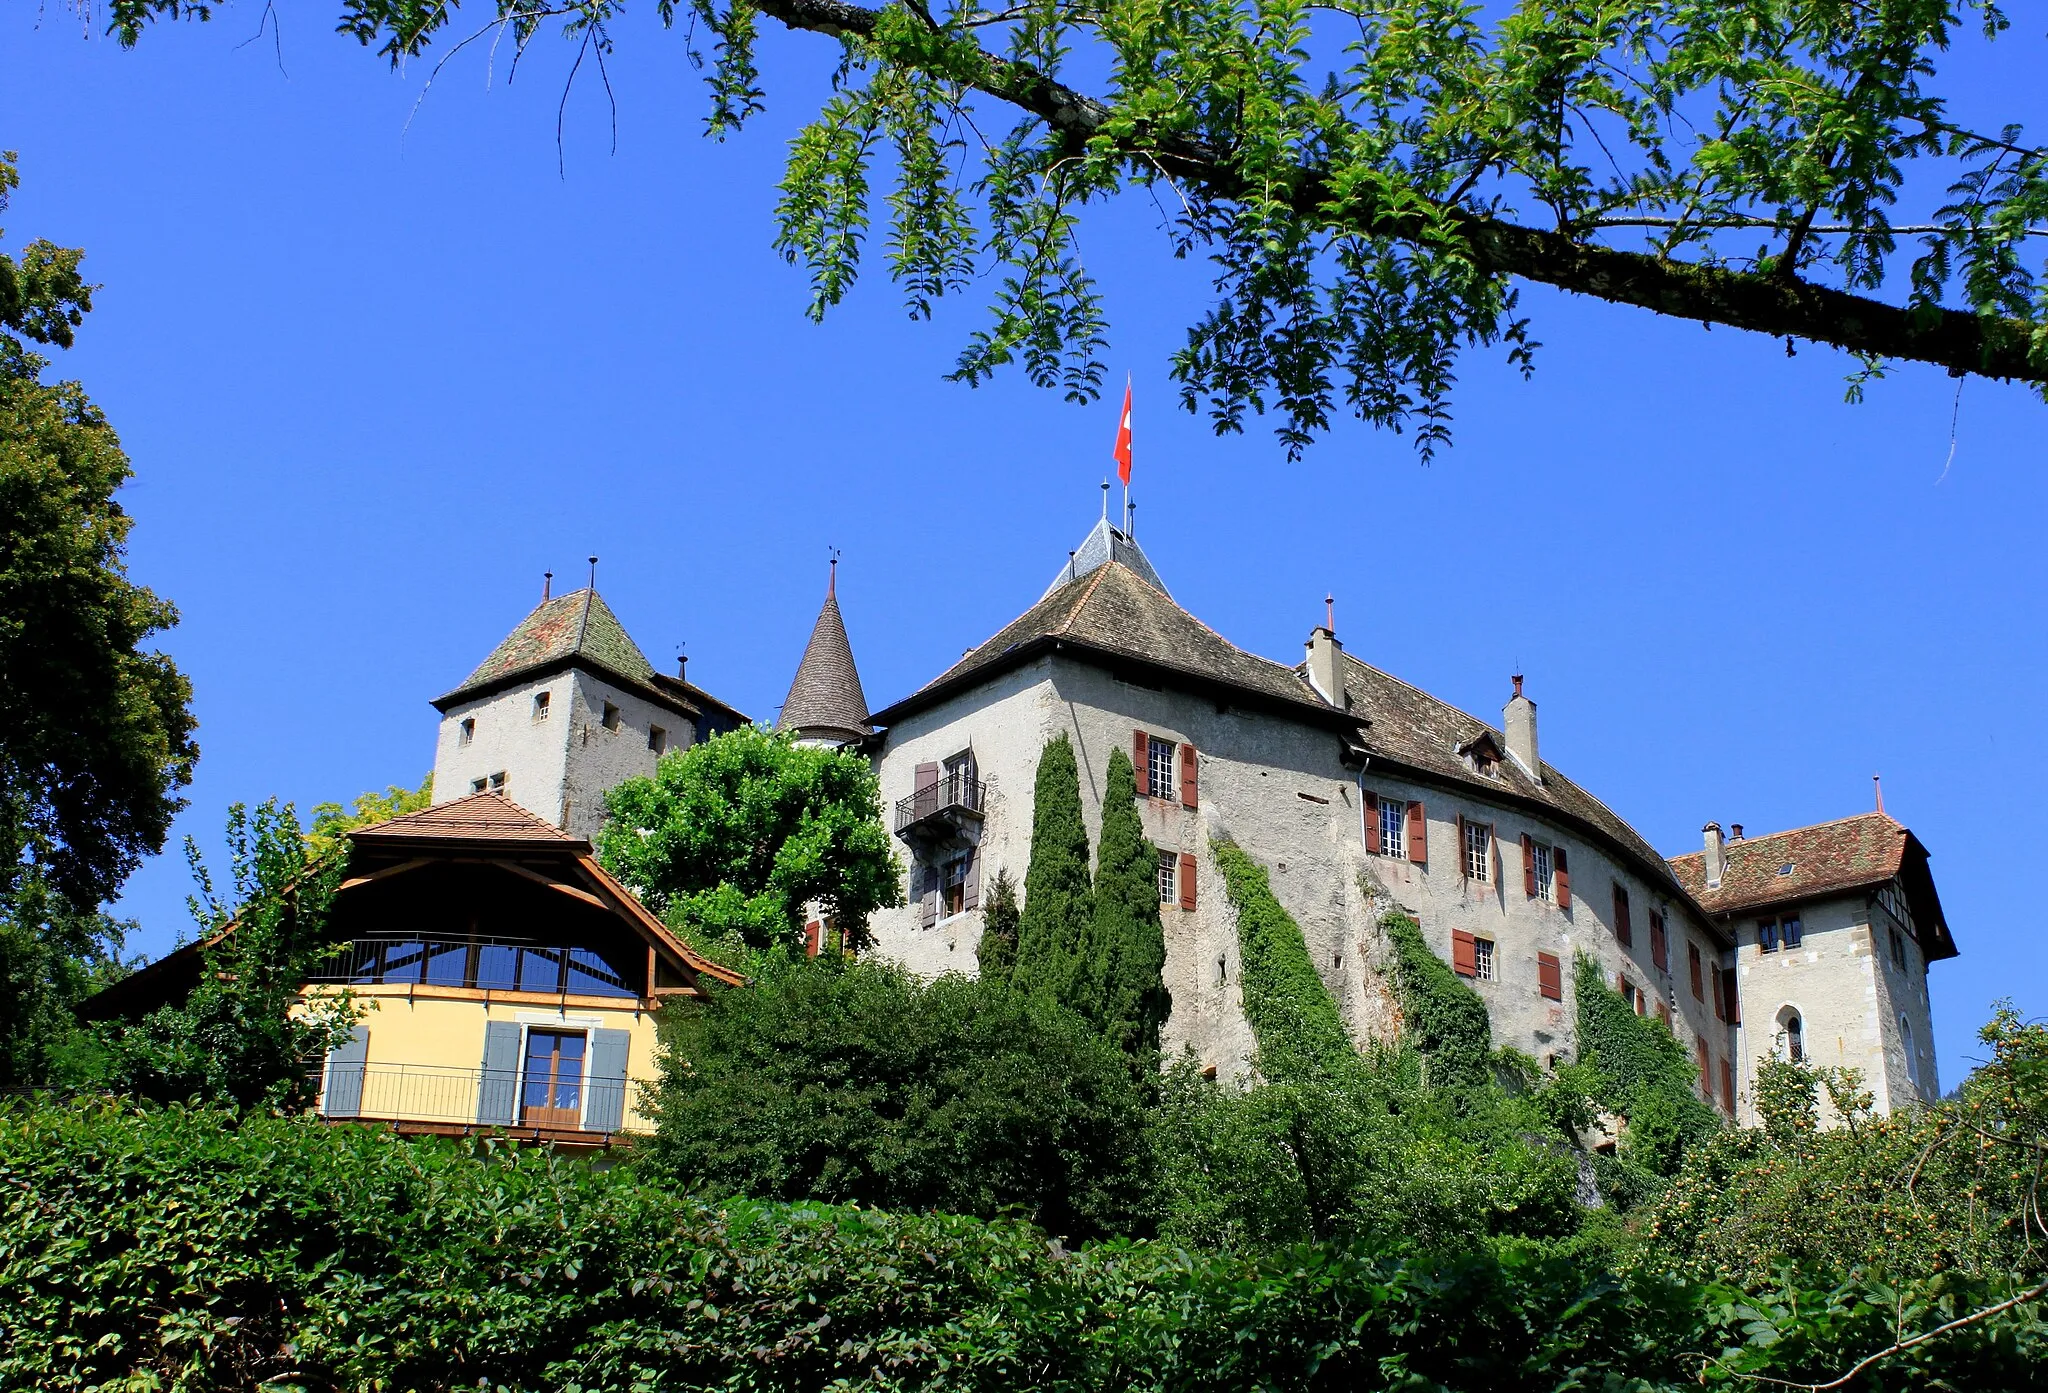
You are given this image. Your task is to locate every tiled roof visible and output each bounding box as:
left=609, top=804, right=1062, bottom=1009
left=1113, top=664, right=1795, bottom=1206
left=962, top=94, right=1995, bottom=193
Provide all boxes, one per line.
left=350, top=792, right=583, bottom=847
left=1338, top=655, right=1693, bottom=903
left=778, top=573, right=872, bottom=740
left=879, top=562, right=1333, bottom=724
left=1043, top=518, right=1170, bottom=599
left=439, top=589, right=656, bottom=705
left=1669, top=813, right=1908, bottom=914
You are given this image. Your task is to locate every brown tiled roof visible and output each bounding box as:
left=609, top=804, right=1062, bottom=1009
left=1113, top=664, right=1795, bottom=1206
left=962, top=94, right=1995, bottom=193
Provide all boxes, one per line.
left=778, top=573, right=871, bottom=740
left=436, top=589, right=660, bottom=708
left=1338, top=654, right=1696, bottom=908
left=350, top=792, right=584, bottom=847
left=875, top=562, right=1334, bottom=726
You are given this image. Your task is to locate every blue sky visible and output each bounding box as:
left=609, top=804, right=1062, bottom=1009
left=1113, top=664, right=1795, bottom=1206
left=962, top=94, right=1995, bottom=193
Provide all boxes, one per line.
left=4, top=7, right=2042, bottom=1087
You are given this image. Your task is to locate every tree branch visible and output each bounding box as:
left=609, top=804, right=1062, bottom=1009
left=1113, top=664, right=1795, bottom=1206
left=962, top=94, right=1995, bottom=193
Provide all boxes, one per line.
left=752, top=0, right=2048, bottom=386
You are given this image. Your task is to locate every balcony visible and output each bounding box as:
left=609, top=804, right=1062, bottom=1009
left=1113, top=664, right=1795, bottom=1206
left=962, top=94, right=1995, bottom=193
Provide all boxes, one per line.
left=314, top=1061, right=652, bottom=1146
left=894, top=772, right=988, bottom=847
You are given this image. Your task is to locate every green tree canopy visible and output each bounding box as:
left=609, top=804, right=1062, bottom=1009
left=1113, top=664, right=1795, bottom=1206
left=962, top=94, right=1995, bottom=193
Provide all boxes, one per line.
left=973, top=864, right=1018, bottom=982
left=113, top=3, right=2048, bottom=455
left=596, top=726, right=902, bottom=957
left=1007, top=732, right=1097, bottom=1012
left=1092, top=747, right=1169, bottom=1059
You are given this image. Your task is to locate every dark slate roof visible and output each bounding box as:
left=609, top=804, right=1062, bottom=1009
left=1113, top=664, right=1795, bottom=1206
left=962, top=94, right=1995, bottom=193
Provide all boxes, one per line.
left=876, top=561, right=1335, bottom=727
left=436, top=589, right=659, bottom=708
left=1044, top=518, right=1170, bottom=598
left=350, top=791, right=583, bottom=848
left=1338, top=654, right=1700, bottom=910
left=652, top=673, right=749, bottom=726
left=778, top=572, right=872, bottom=741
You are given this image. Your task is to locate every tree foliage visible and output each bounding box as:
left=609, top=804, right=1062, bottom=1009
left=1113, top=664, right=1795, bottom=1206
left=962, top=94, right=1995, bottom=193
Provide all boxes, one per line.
left=1572, top=953, right=1720, bottom=1179
left=1007, top=732, right=1097, bottom=1012
left=597, top=726, right=901, bottom=958
left=1091, top=747, right=1169, bottom=1060
left=1380, top=908, right=1493, bottom=1095
left=112, top=2, right=2048, bottom=456
left=647, top=954, right=1153, bottom=1238
left=94, top=800, right=359, bottom=1109
left=974, top=864, right=1018, bottom=982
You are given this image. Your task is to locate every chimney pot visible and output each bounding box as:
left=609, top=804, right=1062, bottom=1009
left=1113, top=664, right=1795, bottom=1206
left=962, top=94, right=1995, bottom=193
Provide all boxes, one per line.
left=1702, top=821, right=1725, bottom=889
left=1503, top=679, right=1540, bottom=783
left=1730, top=823, right=1744, bottom=841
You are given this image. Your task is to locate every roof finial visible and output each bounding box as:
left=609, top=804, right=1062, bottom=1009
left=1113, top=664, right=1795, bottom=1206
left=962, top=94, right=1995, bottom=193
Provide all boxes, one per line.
left=827, top=546, right=841, bottom=598
left=1325, top=593, right=1334, bottom=633
left=542, top=569, right=553, bottom=602
left=676, top=640, right=687, bottom=680
left=1127, top=495, right=1136, bottom=539
left=587, top=555, right=598, bottom=590
left=1873, top=772, right=1885, bottom=815
left=1101, top=479, right=1109, bottom=521
left=1068, top=549, right=1077, bottom=583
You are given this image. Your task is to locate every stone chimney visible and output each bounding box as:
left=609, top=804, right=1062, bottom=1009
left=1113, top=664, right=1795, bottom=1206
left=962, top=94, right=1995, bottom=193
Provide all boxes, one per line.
left=1503, top=675, right=1540, bottom=783
left=1703, top=822, right=1725, bottom=889
left=1730, top=823, right=1744, bottom=841
left=1306, top=624, right=1346, bottom=708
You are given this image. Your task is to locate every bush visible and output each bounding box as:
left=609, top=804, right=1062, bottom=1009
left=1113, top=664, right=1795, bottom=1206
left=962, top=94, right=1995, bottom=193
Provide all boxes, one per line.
left=646, top=955, right=1152, bottom=1238
left=1091, top=748, right=1169, bottom=1059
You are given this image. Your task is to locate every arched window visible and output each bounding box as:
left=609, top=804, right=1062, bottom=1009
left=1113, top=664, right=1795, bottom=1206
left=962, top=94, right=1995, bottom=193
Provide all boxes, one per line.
left=1784, top=1012, right=1805, bottom=1063
left=1900, top=1014, right=1918, bottom=1091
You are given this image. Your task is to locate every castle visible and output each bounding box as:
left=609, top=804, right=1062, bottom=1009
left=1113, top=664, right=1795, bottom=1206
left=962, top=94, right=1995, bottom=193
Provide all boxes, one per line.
left=425, top=517, right=1956, bottom=1128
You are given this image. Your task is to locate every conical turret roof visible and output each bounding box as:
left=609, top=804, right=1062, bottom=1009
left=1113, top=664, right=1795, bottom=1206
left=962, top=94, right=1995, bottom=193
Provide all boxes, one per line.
left=777, top=564, right=871, bottom=744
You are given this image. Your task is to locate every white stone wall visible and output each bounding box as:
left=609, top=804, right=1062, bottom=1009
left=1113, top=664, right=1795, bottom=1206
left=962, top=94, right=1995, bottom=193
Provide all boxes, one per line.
left=1734, top=892, right=1936, bottom=1120
left=432, top=669, right=696, bottom=842
left=865, top=653, right=1740, bottom=1095
left=432, top=675, right=574, bottom=827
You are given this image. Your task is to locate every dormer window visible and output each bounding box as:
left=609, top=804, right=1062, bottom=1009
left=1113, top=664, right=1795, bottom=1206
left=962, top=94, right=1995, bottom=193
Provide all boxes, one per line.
left=1456, top=733, right=1503, bottom=778
left=532, top=691, right=552, bottom=723
left=458, top=717, right=475, bottom=747
left=601, top=701, right=622, bottom=732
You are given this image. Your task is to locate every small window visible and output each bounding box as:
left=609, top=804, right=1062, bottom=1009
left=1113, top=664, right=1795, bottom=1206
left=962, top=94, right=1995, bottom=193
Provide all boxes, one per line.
left=1472, top=936, right=1495, bottom=981
left=601, top=701, right=622, bottom=732
left=459, top=717, right=476, bottom=747
left=1377, top=797, right=1407, bottom=858
left=532, top=691, right=552, bottom=723
left=1889, top=927, right=1906, bottom=970
left=1464, top=820, right=1491, bottom=882
left=1216, top=954, right=1228, bottom=986
left=471, top=771, right=508, bottom=796
left=1532, top=841, right=1554, bottom=902
left=1332, top=951, right=1342, bottom=970
left=649, top=725, right=667, bottom=755
left=1781, top=915, right=1803, bottom=949
left=1649, top=910, right=1669, bottom=971
left=1758, top=918, right=1780, bottom=953
left=1785, top=1012, right=1805, bottom=1063
left=939, top=855, right=970, bottom=918
left=1147, top=737, right=1177, bottom=800
left=1157, top=849, right=1178, bottom=905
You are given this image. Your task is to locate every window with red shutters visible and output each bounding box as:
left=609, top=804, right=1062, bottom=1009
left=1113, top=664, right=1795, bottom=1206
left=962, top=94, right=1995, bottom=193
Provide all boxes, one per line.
left=805, top=920, right=822, bottom=958
left=1721, top=968, right=1740, bottom=1024
left=1452, top=929, right=1478, bottom=977
left=1656, top=1000, right=1672, bottom=1029
left=1180, top=742, right=1199, bottom=808
left=1712, top=965, right=1726, bottom=1021
left=1650, top=910, right=1669, bottom=971
left=1612, top=884, right=1634, bottom=946
left=1554, top=848, right=1571, bottom=908
left=1178, top=853, right=1197, bottom=910
left=1720, top=1058, right=1736, bottom=1114
left=1364, top=790, right=1382, bottom=853
left=1522, top=833, right=1537, bottom=899
left=1537, top=952, right=1562, bottom=1001
left=1406, top=800, right=1427, bottom=864
left=1689, top=942, right=1704, bottom=1000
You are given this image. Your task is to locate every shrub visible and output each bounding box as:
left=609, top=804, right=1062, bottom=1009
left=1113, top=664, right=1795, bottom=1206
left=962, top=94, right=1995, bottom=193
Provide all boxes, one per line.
left=1009, top=732, right=1098, bottom=1014
left=974, top=866, right=1019, bottom=982
left=1091, top=748, right=1169, bottom=1059
left=646, top=955, right=1152, bottom=1238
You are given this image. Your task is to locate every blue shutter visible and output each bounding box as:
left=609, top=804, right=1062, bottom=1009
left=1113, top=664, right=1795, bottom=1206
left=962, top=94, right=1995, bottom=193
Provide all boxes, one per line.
left=477, top=1021, right=521, bottom=1126
left=585, top=1028, right=631, bottom=1133
left=323, top=1024, right=369, bottom=1118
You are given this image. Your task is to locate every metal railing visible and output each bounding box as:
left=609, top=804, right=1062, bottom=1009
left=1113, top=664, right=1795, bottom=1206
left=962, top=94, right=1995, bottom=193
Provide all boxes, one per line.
left=894, top=772, right=988, bottom=833
left=317, top=1060, right=653, bottom=1133
left=306, top=937, right=638, bottom=998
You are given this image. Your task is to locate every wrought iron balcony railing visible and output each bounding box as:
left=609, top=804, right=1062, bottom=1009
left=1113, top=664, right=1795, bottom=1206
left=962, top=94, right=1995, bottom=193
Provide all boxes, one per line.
left=894, top=772, right=988, bottom=836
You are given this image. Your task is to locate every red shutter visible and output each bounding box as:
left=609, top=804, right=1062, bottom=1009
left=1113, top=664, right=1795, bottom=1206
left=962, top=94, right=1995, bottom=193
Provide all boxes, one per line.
left=1721, top=968, right=1740, bottom=1024
left=1457, top=815, right=1469, bottom=878
left=1688, top=943, right=1703, bottom=1000
left=1616, top=971, right=1630, bottom=999
left=1522, top=834, right=1537, bottom=899
left=1650, top=911, right=1669, bottom=970
left=1695, top=1038, right=1710, bottom=1091
left=1488, top=824, right=1501, bottom=883
left=1720, top=1058, right=1736, bottom=1114
left=805, top=920, right=822, bottom=957
left=1537, top=952, right=1562, bottom=1001
left=1178, top=852, right=1197, bottom=911
left=1180, top=741, right=1199, bottom=808
left=1452, top=929, right=1478, bottom=977
left=1656, top=1000, right=1672, bottom=1029
left=1612, top=884, right=1633, bottom=946
left=1407, top=801, right=1427, bottom=864
left=1711, top=965, right=1725, bottom=1021
left=963, top=849, right=981, bottom=911
left=1364, top=790, right=1381, bottom=853
left=1133, top=730, right=1150, bottom=791
left=1554, top=848, right=1571, bottom=908
left=914, top=761, right=940, bottom=818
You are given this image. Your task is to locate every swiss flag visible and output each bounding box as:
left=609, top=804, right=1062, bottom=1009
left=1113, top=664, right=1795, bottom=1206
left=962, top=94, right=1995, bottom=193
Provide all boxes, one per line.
left=1113, top=380, right=1133, bottom=485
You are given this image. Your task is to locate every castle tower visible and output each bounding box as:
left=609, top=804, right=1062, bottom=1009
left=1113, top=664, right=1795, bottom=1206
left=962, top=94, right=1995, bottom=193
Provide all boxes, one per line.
left=777, top=560, right=872, bottom=748
left=430, top=584, right=717, bottom=841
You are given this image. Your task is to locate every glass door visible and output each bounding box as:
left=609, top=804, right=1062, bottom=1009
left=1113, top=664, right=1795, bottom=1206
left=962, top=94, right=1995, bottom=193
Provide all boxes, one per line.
left=520, top=1029, right=586, bottom=1128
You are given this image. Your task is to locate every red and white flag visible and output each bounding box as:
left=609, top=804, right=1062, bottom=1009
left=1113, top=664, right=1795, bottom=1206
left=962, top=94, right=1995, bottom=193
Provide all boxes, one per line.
left=1113, top=379, right=1133, bottom=485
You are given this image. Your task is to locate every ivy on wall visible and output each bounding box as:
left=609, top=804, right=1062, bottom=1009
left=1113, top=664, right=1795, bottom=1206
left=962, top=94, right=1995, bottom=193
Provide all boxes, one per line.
left=1211, top=839, right=1358, bottom=1087
left=1379, top=911, right=1493, bottom=1096
left=1572, top=955, right=1720, bottom=1176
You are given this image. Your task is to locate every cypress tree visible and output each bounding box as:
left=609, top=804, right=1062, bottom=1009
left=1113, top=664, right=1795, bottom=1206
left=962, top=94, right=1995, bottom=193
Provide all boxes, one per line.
left=1092, top=748, right=1170, bottom=1058
left=1009, top=733, right=1098, bottom=1017
left=975, top=868, right=1020, bottom=984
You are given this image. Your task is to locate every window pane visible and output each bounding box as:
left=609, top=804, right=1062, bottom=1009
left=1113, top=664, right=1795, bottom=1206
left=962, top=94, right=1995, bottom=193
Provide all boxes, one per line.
left=1379, top=800, right=1404, bottom=857
left=1148, top=739, right=1176, bottom=798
